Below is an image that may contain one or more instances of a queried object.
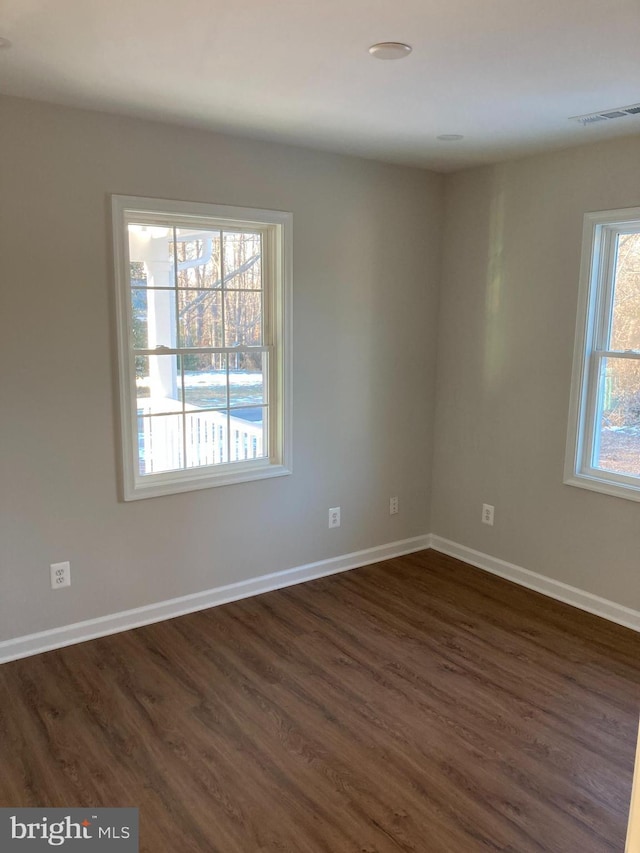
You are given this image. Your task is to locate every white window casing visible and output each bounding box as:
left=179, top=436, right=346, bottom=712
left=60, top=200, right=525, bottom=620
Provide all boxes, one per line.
left=112, top=195, right=292, bottom=500
left=565, top=207, right=640, bottom=501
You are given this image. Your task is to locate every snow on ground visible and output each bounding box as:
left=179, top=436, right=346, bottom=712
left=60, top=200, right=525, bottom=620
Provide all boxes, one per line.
left=181, top=371, right=260, bottom=387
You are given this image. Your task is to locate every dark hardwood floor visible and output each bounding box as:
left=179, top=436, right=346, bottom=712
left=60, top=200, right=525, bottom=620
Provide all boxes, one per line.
left=1, top=550, right=639, bottom=852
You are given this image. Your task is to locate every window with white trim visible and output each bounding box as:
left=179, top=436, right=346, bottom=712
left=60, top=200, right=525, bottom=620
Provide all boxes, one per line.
left=112, top=196, right=292, bottom=501
left=565, top=207, right=640, bottom=501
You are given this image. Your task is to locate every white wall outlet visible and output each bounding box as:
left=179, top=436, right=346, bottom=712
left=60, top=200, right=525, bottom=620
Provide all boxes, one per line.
left=482, top=504, right=495, bottom=526
left=328, top=506, right=341, bottom=528
left=50, top=561, right=71, bottom=589
left=389, top=496, right=399, bottom=515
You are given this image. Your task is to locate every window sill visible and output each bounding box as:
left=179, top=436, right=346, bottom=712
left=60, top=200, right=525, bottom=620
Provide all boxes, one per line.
left=124, top=461, right=292, bottom=501
left=564, top=472, right=640, bottom=503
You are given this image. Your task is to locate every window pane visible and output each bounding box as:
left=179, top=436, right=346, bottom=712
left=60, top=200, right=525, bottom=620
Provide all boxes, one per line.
left=182, top=357, right=228, bottom=409
left=610, top=232, right=640, bottom=352
left=131, top=287, right=176, bottom=349
left=138, top=414, right=184, bottom=475
left=128, top=225, right=173, bottom=287
left=224, top=291, right=263, bottom=346
left=228, top=351, right=266, bottom=407
left=178, top=289, right=223, bottom=348
left=174, top=229, right=221, bottom=289
left=136, top=355, right=183, bottom=414
left=186, top=411, right=228, bottom=467
left=130, top=260, right=147, bottom=287
left=229, top=407, right=267, bottom=461
left=594, top=357, right=640, bottom=476
left=131, top=288, right=148, bottom=348
left=223, top=231, right=262, bottom=290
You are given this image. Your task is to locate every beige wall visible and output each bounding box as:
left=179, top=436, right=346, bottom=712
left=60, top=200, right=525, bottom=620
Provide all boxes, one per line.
left=0, top=95, right=443, bottom=642
left=4, top=91, right=640, bottom=646
left=432, top=137, right=640, bottom=609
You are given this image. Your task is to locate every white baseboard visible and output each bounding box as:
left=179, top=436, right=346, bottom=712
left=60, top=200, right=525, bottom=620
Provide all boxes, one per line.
left=0, top=535, right=432, bottom=664
left=430, top=535, right=640, bottom=633
left=5, top=532, right=637, bottom=665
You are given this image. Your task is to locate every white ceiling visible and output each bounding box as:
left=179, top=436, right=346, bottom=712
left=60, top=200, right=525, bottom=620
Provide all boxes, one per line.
left=2, top=0, right=640, bottom=172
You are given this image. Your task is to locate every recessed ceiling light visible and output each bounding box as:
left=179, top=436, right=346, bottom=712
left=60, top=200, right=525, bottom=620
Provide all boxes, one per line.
left=368, top=42, right=412, bottom=60
left=437, top=134, right=464, bottom=142
left=0, top=37, right=12, bottom=49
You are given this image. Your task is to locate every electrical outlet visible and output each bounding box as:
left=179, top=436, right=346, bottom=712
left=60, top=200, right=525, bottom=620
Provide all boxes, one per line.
left=50, top=561, right=71, bottom=589
left=328, top=506, right=341, bottom=528
left=389, top=496, right=399, bottom=515
left=482, top=504, right=494, bottom=526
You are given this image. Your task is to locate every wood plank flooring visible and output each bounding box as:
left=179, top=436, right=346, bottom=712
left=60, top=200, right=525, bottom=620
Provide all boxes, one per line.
left=1, top=550, right=639, bottom=852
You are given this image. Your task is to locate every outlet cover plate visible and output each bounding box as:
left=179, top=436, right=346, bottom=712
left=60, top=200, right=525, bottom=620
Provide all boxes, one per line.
left=482, top=504, right=494, bottom=526
left=50, top=561, right=71, bottom=589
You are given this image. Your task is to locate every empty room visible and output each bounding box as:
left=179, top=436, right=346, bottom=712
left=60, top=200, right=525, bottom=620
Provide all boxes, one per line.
left=1, top=1, right=640, bottom=851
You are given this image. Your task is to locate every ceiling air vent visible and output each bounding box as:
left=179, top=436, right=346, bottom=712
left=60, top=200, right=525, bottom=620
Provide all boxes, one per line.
left=570, top=103, right=640, bottom=125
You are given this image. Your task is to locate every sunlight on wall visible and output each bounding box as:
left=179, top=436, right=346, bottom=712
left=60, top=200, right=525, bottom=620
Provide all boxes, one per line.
left=483, top=167, right=507, bottom=393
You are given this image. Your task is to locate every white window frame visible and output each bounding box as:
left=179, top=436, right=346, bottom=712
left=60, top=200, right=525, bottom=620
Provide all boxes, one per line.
left=565, top=206, right=640, bottom=501
left=112, top=195, right=292, bottom=501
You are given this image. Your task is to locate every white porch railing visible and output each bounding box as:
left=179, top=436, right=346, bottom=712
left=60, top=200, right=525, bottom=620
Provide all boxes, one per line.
left=138, top=400, right=264, bottom=474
